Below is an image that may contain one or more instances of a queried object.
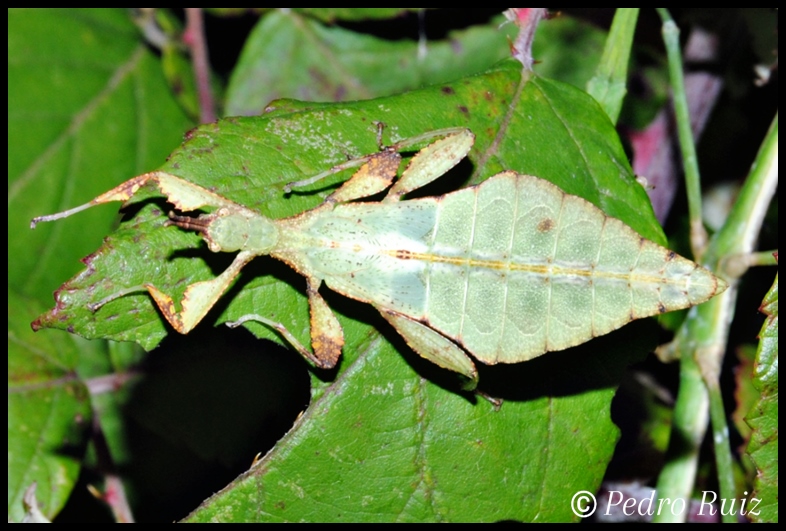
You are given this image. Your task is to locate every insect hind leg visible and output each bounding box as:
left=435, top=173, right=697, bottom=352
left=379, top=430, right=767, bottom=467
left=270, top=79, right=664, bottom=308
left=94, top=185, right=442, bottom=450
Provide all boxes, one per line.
left=379, top=309, right=478, bottom=390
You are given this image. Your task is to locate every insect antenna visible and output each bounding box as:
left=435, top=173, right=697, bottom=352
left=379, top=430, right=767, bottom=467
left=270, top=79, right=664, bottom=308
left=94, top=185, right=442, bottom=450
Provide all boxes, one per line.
left=165, top=211, right=210, bottom=235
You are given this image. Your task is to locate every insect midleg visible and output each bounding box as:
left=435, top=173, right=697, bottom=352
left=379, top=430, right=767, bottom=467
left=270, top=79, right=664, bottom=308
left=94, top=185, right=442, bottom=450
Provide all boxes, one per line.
left=226, top=278, right=344, bottom=369
left=284, top=127, right=475, bottom=206
left=323, top=150, right=402, bottom=204
left=383, top=129, right=475, bottom=202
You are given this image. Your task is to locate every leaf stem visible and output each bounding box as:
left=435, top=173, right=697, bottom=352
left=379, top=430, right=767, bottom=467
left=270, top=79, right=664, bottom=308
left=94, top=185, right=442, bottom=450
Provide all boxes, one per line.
left=586, top=8, right=638, bottom=124
left=656, top=8, right=707, bottom=260
left=655, top=106, right=778, bottom=521
left=708, top=377, right=736, bottom=523
left=505, top=8, right=546, bottom=71
left=89, top=411, right=135, bottom=522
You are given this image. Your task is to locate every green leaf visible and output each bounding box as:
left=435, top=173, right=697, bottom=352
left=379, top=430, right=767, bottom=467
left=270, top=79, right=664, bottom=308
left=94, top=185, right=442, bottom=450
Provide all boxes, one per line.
left=9, top=8, right=193, bottom=305
left=32, top=58, right=663, bottom=521
left=296, top=7, right=419, bottom=23
left=8, top=290, right=92, bottom=522
left=186, top=321, right=654, bottom=522
left=531, top=16, right=607, bottom=90
left=8, top=8, right=193, bottom=522
left=225, top=10, right=516, bottom=115
left=586, top=8, right=638, bottom=123
left=745, top=271, right=778, bottom=523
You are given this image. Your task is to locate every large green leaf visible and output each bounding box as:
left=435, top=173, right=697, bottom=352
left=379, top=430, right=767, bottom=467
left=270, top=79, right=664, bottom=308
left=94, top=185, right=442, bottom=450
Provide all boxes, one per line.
left=188, top=322, right=653, bottom=522
left=225, top=10, right=516, bottom=115
left=8, top=291, right=91, bottom=522
left=745, top=271, right=778, bottom=523
left=8, top=8, right=192, bottom=521
left=9, top=8, right=193, bottom=305
left=31, top=58, right=663, bottom=521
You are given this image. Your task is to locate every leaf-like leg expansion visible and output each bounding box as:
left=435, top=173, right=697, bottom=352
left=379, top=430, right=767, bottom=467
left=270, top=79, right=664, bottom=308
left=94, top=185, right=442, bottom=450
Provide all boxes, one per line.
left=285, top=150, right=401, bottom=204
left=325, top=150, right=401, bottom=203
left=379, top=309, right=478, bottom=390
left=306, top=278, right=344, bottom=368
left=225, top=278, right=344, bottom=369
left=284, top=127, right=475, bottom=206
left=152, top=172, right=252, bottom=212
left=384, top=129, right=475, bottom=203
left=31, top=171, right=251, bottom=228
left=146, top=250, right=256, bottom=334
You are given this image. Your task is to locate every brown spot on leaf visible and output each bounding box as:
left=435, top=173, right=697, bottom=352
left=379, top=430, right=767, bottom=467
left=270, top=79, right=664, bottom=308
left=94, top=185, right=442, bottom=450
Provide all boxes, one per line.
left=458, top=105, right=469, bottom=116
left=658, top=302, right=667, bottom=314
left=395, top=250, right=414, bottom=260
left=441, top=86, right=455, bottom=95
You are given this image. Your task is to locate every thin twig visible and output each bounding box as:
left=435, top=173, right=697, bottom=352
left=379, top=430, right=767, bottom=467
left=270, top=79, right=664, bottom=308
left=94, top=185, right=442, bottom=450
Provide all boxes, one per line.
left=184, top=8, right=216, bottom=123
left=504, top=8, right=546, bottom=71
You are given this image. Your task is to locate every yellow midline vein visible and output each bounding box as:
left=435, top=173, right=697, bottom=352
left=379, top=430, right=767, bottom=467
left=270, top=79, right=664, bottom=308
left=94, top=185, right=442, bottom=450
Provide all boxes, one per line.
left=384, top=250, right=678, bottom=285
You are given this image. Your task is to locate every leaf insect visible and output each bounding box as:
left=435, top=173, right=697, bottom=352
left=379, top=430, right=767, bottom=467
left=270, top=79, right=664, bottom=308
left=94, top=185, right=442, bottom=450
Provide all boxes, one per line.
left=32, top=127, right=727, bottom=389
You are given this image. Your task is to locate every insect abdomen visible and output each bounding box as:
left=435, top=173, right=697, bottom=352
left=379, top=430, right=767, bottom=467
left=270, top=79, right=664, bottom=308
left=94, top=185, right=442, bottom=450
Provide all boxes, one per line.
left=291, top=172, right=724, bottom=366
left=422, top=171, right=724, bottom=364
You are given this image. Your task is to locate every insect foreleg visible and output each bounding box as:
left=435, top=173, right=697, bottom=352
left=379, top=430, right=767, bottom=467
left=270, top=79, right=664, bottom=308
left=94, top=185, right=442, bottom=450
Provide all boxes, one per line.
left=144, top=250, right=255, bottom=333
left=87, top=250, right=256, bottom=335
left=226, top=278, right=344, bottom=370
left=31, top=171, right=251, bottom=229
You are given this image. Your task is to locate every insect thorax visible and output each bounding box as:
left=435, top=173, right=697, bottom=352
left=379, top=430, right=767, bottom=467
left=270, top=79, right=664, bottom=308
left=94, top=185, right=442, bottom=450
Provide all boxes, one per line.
left=204, top=208, right=279, bottom=254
